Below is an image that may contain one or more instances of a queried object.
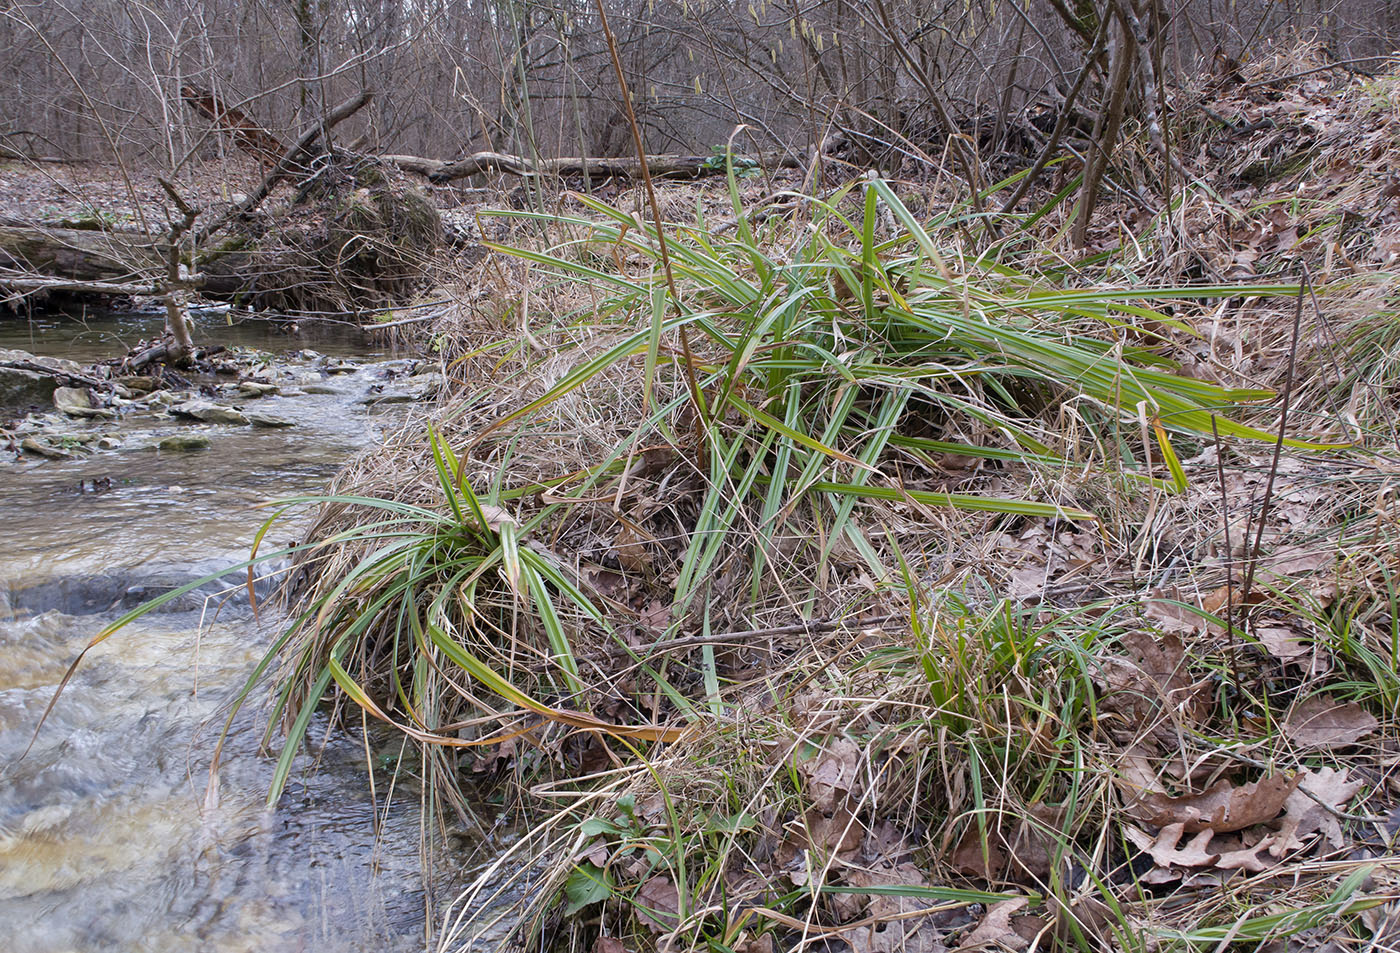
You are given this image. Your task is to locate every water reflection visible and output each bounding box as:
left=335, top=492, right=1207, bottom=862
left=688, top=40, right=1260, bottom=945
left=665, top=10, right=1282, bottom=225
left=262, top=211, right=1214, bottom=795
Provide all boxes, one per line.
left=2, top=303, right=383, bottom=365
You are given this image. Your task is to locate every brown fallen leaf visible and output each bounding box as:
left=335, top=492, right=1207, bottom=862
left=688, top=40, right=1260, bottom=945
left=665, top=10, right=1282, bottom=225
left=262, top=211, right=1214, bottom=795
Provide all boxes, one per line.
left=1050, top=897, right=1113, bottom=948
left=1126, top=824, right=1278, bottom=874
left=593, top=938, right=627, bottom=953
left=732, top=934, right=774, bottom=953
left=796, top=802, right=864, bottom=860
left=1145, top=587, right=1229, bottom=635
left=1258, top=544, right=1336, bottom=579
left=1257, top=545, right=1340, bottom=605
left=840, top=919, right=949, bottom=953
left=1140, top=865, right=1182, bottom=885
left=951, top=827, right=1009, bottom=881
left=958, top=898, right=1031, bottom=951
left=797, top=737, right=864, bottom=813
left=633, top=875, right=681, bottom=932
left=1254, top=622, right=1331, bottom=675
left=1125, top=822, right=1220, bottom=868
left=1213, top=833, right=1278, bottom=873
left=1099, top=633, right=1210, bottom=744
left=638, top=599, right=670, bottom=634
left=1282, top=694, right=1378, bottom=750
left=846, top=863, right=938, bottom=920
left=1271, top=766, right=1365, bottom=857
left=950, top=816, right=1052, bottom=884
left=611, top=517, right=655, bottom=573
left=1126, top=773, right=1300, bottom=833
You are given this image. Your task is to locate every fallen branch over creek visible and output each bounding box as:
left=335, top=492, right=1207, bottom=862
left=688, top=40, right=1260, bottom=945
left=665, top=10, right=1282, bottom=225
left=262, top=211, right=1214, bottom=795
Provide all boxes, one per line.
left=380, top=149, right=802, bottom=183
left=1, top=276, right=161, bottom=298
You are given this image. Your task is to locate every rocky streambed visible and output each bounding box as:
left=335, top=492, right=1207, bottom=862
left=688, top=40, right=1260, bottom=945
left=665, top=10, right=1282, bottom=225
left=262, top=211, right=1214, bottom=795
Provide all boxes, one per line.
left=0, top=307, right=468, bottom=952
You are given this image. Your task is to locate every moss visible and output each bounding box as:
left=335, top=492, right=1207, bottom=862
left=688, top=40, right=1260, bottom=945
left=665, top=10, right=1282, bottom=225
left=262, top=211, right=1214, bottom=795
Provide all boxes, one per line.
left=198, top=234, right=254, bottom=263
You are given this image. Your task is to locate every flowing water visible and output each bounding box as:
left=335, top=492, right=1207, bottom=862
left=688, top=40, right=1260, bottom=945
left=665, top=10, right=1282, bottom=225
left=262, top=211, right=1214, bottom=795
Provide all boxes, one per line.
left=0, top=307, right=456, bottom=952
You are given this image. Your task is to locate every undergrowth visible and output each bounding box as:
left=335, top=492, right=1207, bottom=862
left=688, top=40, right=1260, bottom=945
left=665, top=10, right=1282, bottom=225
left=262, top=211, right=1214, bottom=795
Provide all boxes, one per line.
left=275, top=166, right=1392, bottom=951
left=63, top=63, right=1400, bottom=951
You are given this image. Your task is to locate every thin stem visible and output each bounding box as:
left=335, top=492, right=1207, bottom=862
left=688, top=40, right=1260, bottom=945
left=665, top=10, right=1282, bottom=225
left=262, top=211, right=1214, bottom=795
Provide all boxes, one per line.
left=1210, top=416, right=1241, bottom=707
left=1238, top=267, right=1308, bottom=627
left=592, top=0, right=709, bottom=468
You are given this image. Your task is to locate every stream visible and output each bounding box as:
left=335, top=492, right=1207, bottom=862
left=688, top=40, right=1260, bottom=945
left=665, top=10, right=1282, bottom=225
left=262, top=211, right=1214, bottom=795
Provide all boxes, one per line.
left=0, top=306, right=458, bottom=952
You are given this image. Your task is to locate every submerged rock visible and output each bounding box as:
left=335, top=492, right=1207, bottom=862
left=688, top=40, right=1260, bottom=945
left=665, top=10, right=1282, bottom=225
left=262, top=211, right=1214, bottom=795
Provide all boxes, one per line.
left=246, top=412, right=295, bottom=428
left=157, top=433, right=212, bottom=451
left=170, top=400, right=249, bottom=426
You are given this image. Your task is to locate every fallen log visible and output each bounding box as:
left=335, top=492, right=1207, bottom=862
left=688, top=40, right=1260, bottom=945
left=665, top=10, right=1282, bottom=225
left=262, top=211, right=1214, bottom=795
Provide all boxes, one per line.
left=0, top=225, right=163, bottom=283
left=1, top=276, right=160, bottom=298
left=380, top=150, right=801, bottom=183
left=0, top=357, right=106, bottom=389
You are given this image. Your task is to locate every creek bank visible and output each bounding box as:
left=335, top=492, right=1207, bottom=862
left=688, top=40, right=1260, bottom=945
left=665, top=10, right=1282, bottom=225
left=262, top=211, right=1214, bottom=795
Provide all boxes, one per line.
left=1, top=154, right=444, bottom=316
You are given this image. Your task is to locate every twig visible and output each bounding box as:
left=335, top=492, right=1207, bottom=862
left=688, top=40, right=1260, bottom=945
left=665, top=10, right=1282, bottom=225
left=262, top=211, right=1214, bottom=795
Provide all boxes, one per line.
left=1245, top=57, right=1389, bottom=89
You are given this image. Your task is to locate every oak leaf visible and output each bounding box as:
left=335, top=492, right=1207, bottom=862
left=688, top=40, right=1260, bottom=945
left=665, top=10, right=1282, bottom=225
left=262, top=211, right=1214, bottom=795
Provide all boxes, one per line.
left=1270, top=767, right=1364, bottom=856
left=1126, top=773, right=1299, bottom=833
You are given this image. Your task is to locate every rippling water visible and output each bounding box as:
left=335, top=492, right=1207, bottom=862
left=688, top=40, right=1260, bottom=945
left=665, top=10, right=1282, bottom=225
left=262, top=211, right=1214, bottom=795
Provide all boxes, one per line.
left=0, top=310, right=453, bottom=952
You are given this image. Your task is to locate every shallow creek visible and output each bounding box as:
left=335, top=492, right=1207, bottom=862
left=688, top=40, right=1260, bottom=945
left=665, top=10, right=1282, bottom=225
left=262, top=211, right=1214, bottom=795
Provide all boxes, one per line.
left=0, top=308, right=453, bottom=952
